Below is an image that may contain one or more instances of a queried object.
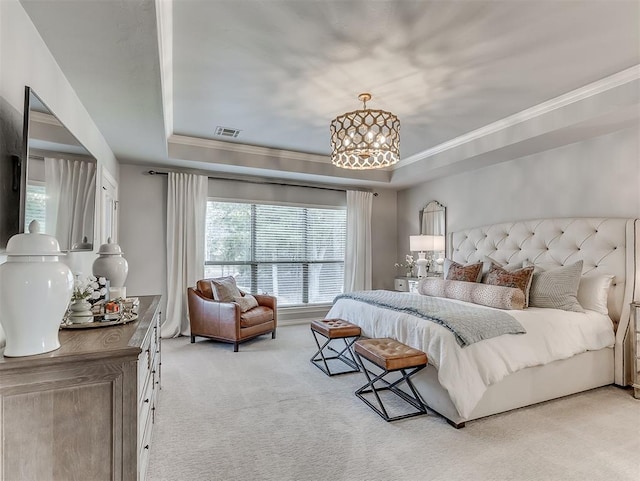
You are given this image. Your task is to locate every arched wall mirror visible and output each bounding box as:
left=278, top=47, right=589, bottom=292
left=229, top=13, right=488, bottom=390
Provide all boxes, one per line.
left=420, top=200, right=446, bottom=237
left=419, top=200, right=446, bottom=272
left=21, top=86, right=97, bottom=251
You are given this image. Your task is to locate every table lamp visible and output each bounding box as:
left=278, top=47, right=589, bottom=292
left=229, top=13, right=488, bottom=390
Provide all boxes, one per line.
left=409, top=235, right=435, bottom=278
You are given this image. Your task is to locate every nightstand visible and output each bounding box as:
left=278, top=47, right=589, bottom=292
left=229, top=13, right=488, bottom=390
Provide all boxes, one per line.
left=632, top=302, right=640, bottom=399
left=394, top=273, right=443, bottom=293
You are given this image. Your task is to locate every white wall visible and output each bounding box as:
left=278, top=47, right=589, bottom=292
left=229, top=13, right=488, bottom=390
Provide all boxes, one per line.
left=118, top=164, right=398, bottom=320
left=0, top=0, right=118, bottom=177
left=397, top=126, right=640, bottom=255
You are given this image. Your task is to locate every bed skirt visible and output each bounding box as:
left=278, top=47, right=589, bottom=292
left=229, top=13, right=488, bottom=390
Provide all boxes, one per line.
left=410, top=347, right=614, bottom=426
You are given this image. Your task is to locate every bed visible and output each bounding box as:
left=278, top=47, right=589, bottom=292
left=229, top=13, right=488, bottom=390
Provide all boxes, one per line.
left=327, top=218, right=640, bottom=427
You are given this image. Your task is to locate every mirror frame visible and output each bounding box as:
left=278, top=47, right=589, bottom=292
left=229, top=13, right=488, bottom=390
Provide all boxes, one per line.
left=21, top=86, right=97, bottom=251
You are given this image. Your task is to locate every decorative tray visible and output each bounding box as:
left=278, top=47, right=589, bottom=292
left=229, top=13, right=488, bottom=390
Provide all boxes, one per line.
left=60, top=311, right=138, bottom=329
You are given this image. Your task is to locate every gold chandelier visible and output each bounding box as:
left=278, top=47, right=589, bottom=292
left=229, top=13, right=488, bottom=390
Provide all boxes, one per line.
left=330, top=93, right=400, bottom=170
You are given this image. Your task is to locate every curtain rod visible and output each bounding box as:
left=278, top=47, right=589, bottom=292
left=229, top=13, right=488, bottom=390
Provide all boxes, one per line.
left=147, top=170, right=378, bottom=196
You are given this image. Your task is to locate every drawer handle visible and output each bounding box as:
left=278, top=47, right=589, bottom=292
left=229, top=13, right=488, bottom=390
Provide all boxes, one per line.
left=144, top=445, right=149, bottom=450
left=144, top=398, right=150, bottom=403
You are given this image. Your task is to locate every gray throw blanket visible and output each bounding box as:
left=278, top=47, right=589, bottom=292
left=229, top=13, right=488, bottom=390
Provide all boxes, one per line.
left=334, top=290, right=526, bottom=347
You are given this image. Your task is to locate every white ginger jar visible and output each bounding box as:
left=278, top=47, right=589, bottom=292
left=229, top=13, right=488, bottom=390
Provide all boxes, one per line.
left=92, top=238, right=128, bottom=288
left=0, top=220, right=73, bottom=357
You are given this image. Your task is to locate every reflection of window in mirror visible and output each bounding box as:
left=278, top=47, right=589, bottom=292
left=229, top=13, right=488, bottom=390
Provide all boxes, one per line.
left=24, top=181, right=46, bottom=232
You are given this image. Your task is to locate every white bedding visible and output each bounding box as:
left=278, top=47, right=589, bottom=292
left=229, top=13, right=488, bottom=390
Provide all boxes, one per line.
left=326, top=294, right=615, bottom=418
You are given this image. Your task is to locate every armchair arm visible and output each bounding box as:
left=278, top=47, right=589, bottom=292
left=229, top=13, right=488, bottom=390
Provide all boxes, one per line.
left=254, top=294, right=277, bottom=328
left=254, top=293, right=276, bottom=310
left=187, top=288, right=241, bottom=340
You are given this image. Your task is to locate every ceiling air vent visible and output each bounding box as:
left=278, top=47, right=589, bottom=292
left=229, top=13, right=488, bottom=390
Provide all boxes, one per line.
left=215, top=126, right=241, bottom=138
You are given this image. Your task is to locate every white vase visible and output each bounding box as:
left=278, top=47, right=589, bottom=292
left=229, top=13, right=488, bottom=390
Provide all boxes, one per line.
left=0, top=221, right=73, bottom=357
left=68, top=299, right=93, bottom=324
left=92, top=238, right=128, bottom=288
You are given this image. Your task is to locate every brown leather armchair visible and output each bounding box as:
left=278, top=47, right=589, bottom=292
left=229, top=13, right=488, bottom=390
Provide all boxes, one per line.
left=187, top=279, right=277, bottom=352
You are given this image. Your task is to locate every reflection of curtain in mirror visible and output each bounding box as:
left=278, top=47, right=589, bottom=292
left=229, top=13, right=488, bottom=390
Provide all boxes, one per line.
left=422, top=205, right=444, bottom=235
left=44, top=157, right=96, bottom=249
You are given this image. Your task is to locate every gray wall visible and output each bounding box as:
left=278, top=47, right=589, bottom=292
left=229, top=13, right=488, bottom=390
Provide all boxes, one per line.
left=397, top=126, right=640, bottom=256
left=119, top=164, right=398, bottom=318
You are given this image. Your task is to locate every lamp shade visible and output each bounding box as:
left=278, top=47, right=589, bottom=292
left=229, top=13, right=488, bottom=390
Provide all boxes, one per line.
left=410, top=235, right=434, bottom=252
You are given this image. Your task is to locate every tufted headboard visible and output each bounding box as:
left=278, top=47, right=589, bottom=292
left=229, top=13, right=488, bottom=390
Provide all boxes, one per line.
left=449, top=218, right=639, bottom=385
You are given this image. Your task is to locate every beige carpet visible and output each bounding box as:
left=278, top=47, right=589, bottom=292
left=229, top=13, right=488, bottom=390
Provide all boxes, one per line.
left=147, top=324, right=640, bottom=481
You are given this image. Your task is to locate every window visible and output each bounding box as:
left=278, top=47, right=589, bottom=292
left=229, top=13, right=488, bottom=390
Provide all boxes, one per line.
left=205, top=201, right=346, bottom=306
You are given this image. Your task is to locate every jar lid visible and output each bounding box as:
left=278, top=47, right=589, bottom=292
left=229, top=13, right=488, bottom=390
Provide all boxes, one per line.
left=97, top=237, right=123, bottom=255
left=6, top=220, right=63, bottom=256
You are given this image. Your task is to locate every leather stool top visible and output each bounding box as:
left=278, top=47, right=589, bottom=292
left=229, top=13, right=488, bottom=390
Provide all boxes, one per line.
left=355, top=338, right=427, bottom=371
left=310, top=319, right=361, bottom=339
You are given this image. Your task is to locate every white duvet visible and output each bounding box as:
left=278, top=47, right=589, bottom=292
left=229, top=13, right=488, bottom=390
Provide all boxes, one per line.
left=326, top=294, right=615, bottom=418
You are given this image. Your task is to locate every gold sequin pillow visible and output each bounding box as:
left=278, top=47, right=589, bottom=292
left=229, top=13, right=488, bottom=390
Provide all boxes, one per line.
left=484, top=264, right=535, bottom=307
left=445, top=261, right=483, bottom=283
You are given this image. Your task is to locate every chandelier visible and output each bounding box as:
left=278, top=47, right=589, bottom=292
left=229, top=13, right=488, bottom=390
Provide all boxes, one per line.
left=330, top=93, right=400, bottom=170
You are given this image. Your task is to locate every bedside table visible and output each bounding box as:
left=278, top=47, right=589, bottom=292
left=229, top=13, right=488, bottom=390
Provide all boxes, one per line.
left=394, top=273, right=443, bottom=293
left=632, top=302, right=640, bottom=399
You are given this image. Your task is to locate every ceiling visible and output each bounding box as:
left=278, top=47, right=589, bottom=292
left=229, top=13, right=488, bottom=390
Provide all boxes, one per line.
left=20, top=0, right=640, bottom=188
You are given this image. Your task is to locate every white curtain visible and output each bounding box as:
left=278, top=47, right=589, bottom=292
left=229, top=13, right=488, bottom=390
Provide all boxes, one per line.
left=44, top=157, right=96, bottom=249
left=163, top=172, right=208, bottom=338
left=344, top=190, right=373, bottom=292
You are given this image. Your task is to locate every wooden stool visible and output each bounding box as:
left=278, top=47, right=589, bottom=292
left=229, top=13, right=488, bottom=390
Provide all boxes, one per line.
left=354, top=338, right=428, bottom=422
left=310, top=319, right=361, bottom=376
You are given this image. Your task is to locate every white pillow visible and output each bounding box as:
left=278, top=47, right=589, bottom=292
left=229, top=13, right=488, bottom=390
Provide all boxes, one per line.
left=418, top=278, right=525, bottom=310
left=577, top=275, right=614, bottom=316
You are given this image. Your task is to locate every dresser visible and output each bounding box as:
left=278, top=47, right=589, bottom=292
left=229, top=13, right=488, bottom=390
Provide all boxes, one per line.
left=0, top=295, right=161, bottom=481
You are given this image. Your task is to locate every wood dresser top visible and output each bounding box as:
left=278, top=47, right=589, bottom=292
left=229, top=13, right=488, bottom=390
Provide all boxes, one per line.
left=0, top=295, right=161, bottom=370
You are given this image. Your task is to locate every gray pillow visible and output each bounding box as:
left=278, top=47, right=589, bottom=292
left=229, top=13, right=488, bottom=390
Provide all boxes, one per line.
left=528, top=261, right=584, bottom=312
left=211, top=276, right=241, bottom=302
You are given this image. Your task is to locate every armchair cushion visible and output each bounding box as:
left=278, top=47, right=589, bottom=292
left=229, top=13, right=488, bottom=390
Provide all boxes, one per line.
left=240, top=305, right=274, bottom=328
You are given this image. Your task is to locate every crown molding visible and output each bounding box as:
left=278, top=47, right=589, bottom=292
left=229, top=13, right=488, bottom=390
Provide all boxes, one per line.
left=169, top=134, right=329, bottom=163
left=397, top=64, right=640, bottom=168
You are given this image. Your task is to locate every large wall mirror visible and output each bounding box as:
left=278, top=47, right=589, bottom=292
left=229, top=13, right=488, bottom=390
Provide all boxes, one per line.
left=21, top=86, right=97, bottom=251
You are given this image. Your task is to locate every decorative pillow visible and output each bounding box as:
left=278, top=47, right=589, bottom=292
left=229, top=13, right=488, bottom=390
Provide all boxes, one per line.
left=576, top=275, right=614, bottom=315
left=444, top=258, right=475, bottom=280
left=480, top=256, right=524, bottom=280
left=483, top=264, right=535, bottom=306
left=233, top=294, right=259, bottom=312
left=444, top=260, right=483, bottom=283
left=211, top=276, right=241, bottom=302
left=418, top=278, right=525, bottom=310
left=528, top=261, right=584, bottom=312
